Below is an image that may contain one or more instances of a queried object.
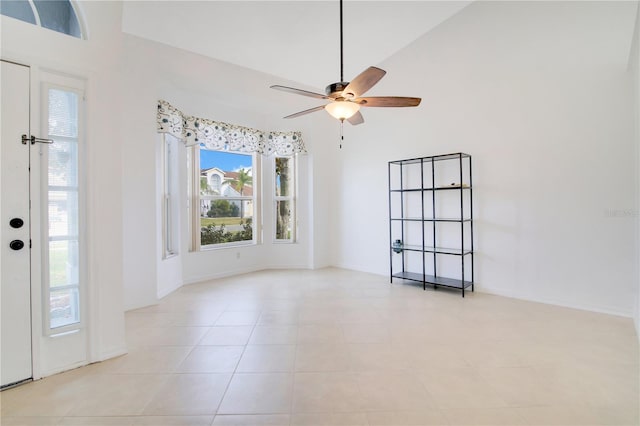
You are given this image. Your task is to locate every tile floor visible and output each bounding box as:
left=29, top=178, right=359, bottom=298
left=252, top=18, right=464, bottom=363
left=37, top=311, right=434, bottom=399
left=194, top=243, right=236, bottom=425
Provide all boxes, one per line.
left=1, top=268, right=639, bottom=425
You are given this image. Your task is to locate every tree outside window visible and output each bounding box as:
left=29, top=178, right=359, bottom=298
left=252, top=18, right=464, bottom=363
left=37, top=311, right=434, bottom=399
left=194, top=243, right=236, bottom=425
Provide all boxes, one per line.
left=275, top=156, right=294, bottom=241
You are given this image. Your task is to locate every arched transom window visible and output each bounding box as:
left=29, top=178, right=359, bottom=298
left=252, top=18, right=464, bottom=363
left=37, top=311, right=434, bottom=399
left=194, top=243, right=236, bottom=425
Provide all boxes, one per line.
left=0, top=0, right=84, bottom=39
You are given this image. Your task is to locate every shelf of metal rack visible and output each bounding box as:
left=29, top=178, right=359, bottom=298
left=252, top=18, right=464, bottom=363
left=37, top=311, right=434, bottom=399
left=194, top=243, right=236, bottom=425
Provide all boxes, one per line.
left=391, top=272, right=474, bottom=290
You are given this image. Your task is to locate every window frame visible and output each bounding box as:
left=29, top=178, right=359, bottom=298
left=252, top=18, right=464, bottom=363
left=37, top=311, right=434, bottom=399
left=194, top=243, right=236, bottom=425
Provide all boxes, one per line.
left=190, top=145, right=260, bottom=251
left=161, top=134, right=179, bottom=259
left=0, top=0, right=86, bottom=39
left=274, top=155, right=296, bottom=243
left=41, top=80, right=86, bottom=336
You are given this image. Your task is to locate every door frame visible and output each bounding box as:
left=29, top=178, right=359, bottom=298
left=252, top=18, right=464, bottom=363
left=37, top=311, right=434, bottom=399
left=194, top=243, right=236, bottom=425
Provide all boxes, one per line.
left=1, top=58, right=91, bottom=382
left=36, top=69, right=89, bottom=378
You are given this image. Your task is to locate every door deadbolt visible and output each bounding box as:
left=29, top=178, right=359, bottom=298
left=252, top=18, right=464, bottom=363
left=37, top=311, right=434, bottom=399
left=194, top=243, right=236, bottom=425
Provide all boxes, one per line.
left=9, top=218, right=24, bottom=229
left=9, top=240, right=24, bottom=251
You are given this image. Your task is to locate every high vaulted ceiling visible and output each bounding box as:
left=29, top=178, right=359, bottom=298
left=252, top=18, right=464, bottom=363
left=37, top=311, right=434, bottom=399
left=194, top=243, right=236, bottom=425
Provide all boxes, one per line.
left=121, top=1, right=472, bottom=90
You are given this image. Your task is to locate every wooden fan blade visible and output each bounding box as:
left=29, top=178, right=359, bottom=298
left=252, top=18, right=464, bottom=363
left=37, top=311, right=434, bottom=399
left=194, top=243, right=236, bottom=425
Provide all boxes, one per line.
left=271, top=85, right=329, bottom=100
left=343, top=67, right=386, bottom=99
left=347, top=111, right=364, bottom=126
left=356, top=96, right=422, bottom=107
left=283, top=105, right=326, bottom=119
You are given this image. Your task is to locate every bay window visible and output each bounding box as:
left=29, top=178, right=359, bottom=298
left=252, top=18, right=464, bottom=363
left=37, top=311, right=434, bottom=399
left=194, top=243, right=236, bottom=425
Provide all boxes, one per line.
left=157, top=100, right=306, bottom=252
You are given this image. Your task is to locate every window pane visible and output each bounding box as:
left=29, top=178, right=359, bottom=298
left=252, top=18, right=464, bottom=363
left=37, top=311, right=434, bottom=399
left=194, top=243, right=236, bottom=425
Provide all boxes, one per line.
left=48, top=89, right=78, bottom=137
left=0, top=0, right=36, bottom=24
left=48, top=139, right=78, bottom=187
left=48, top=190, right=78, bottom=237
left=33, top=0, right=81, bottom=38
left=199, top=147, right=254, bottom=246
left=275, top=157, right=292, bottom=197
left=47, top=87, right=80, bottom=330
left=49, top=240, right=79, bottom=288
left=50, top=287, right=80, bottom=329
left=276, top=200, right=292, bottom=240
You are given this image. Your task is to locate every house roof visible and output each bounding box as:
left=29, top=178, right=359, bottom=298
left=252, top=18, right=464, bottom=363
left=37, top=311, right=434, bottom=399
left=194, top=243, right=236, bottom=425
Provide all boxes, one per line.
left=224, top=172, right=253, bottom=196
left=201, top=167, right=223, bottom=175
left=223, top=171, right=240, bottom=180
left=229, top=182, right=253, bottom=197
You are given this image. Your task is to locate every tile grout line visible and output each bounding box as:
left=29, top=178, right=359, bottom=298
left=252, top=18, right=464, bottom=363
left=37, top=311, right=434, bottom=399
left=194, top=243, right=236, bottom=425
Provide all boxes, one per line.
left=210, top=309, right=263, bottom=421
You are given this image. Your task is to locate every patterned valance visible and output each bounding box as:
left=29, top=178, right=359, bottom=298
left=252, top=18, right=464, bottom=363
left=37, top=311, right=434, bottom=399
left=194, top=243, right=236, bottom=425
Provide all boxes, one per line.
left=157, top=100, right=306, bottom=156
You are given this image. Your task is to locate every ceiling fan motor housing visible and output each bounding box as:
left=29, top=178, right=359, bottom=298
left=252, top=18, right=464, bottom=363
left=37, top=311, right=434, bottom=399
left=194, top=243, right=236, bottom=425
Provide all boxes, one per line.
left=326, top=82, right=353, bottom=99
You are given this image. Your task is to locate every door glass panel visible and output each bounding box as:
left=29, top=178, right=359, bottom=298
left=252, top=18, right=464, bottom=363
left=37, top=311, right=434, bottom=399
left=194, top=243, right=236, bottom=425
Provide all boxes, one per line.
left=48, top=190, right=78, bottom=237
left=49, top=240, right=79, bottom=288
left=46, top=87, right=80, bottom=330
left=48, top=139, right=78, bottom=187
left=48, top=89, right=78, bottom=137
left=49, top=287, right=80, bottom=329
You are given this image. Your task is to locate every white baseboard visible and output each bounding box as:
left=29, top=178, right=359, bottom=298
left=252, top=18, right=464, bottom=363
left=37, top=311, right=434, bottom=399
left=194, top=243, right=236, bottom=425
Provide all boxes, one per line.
left=333, top=261, right=387, bottom=278
left=183, top=264, right=310, bottom=286
left=262, top=264, right=310, bottom=271
left=333, top=263, right=634, bottom=319
left=39, top=359, right=89, bottom=379
left=478, top=285, right=633, bottom=319
left=96, top=346, right=128, bottom=362
left=158, top=281, right=183, bottom=299
left=182, top=265, right=266, bottom=285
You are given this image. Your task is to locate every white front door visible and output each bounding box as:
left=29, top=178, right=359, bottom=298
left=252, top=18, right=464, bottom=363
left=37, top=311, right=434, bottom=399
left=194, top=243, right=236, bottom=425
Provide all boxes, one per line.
left=1, top=60, right=33, bottom=388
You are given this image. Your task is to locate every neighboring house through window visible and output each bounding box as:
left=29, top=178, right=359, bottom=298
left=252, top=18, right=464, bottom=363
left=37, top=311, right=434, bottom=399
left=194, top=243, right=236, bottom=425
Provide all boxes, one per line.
left=195, top=147, right=256, bottom=248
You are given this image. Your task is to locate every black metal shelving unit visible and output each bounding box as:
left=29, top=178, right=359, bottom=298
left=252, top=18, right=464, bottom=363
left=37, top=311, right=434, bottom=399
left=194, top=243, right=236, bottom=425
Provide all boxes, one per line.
left=388, top=153, right=474, bottom=297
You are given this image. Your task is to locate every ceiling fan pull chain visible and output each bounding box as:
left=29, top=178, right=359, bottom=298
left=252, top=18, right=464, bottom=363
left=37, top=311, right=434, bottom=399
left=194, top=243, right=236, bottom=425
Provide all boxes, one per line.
left=340, top=118, right=344, bottom=149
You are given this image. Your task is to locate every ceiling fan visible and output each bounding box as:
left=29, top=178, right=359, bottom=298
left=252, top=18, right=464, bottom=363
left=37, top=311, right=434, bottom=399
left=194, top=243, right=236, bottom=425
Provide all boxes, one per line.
left=270, top=0, right=421, bottom=126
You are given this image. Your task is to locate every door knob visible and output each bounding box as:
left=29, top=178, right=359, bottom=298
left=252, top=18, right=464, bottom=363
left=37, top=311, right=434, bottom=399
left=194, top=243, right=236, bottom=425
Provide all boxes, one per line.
left=9, top=218, right=24, bottom=229
left=9, top=240, right=24, bottom=251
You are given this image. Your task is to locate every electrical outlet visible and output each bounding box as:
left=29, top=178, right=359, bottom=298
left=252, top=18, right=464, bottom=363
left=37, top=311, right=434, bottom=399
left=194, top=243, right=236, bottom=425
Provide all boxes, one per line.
left=236, top=252, right=240, bottom=259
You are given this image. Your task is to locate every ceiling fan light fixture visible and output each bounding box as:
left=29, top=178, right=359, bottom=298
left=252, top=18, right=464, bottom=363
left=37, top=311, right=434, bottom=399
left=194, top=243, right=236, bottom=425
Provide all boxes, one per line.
left=270, top=0, right=420, bottom=125
left=325, top=101, right=360, bottom=120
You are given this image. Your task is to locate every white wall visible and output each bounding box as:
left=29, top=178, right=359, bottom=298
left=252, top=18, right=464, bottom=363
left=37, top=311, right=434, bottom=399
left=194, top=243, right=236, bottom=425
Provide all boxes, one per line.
left=333, top=1, right=637, bottom=317
left=632, top=3, right=640, bottom=335
left=119, top=34, right=336, bottom=309
left=1, top=1, right=127, bottom=367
